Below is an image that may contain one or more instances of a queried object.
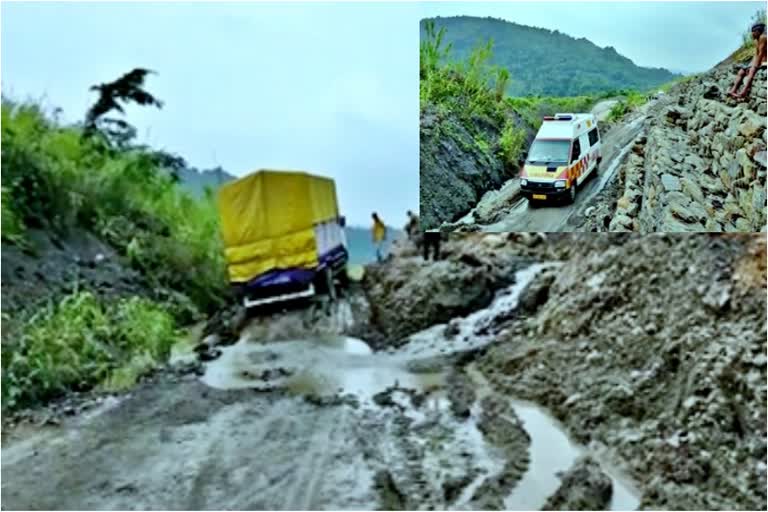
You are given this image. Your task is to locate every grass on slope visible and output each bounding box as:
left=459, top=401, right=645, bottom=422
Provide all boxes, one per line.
left=1, top=100, right=228, bottom=316
left=1, top=291, right=180, bottom=410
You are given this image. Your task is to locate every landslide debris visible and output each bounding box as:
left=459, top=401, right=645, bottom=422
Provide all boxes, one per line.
left=542, top=456, right=613, bottom=511
left=476, top=233, right=767, bottom=510
left=358, top=235, right=551, bottom=346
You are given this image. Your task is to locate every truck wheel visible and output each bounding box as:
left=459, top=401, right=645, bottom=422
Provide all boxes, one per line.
left=325, top=267, right=337, bottom=302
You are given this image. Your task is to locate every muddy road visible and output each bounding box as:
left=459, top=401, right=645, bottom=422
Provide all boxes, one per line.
left=1, top=264, right=641, bottom=511
left=448, top=100, right=656, bottom=233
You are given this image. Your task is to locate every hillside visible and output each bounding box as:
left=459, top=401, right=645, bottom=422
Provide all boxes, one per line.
left=421, top=16, right=679, bottom=96
left=176, top=166, right=236, bottom=198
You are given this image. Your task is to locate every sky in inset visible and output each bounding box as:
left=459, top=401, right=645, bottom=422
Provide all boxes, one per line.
left=2, top=1, right=762, bottom=224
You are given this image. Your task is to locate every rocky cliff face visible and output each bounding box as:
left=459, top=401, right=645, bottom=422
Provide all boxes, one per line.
left=419, top=106, right=527, bottom=229
left=610, top=64, right=767, bottom=232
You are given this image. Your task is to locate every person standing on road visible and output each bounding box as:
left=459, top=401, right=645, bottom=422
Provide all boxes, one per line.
left=372, top=212, right=387, bottom=262
left=405, top=210, right=422, bottom=252
left=423, top=230, right=441, bottom=261
left=728, top=22, right=767, bottom=99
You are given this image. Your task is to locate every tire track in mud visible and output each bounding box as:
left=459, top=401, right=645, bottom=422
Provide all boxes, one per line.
left=284, top=408, right=344, bottom=510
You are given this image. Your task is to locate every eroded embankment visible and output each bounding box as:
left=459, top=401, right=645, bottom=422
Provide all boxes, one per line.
left=1, top=261, right=640, bottom=510
left=3, top=233, right=764, bottom=511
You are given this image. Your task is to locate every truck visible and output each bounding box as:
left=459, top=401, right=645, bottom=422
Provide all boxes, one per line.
left=519, top=113, right=602, bottom=204
left=217, top=169, right=349, bottom=308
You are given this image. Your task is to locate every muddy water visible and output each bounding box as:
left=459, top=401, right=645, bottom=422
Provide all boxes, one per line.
left=467, top=365, right=640, bottom=511
left=506, top=401, right=640, bottom=511
left=199, top=263, right=641, bottom=509
left=402, top=263, right=560, bottom=359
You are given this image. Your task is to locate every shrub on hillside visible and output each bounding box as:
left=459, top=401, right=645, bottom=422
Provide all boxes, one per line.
left=1, top=100, right=228, bottom=313
left=1, top=291, right=179, bottom=410
left=499, top=122, right=527, bottom=167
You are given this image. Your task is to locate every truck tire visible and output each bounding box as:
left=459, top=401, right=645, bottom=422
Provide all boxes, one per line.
left=325, top=267, right=337, bottom=302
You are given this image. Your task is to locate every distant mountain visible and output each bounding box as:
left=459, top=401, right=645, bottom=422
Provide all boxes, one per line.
left=176, top=166, right=236, bottom=198
left=422, top=16, right=680, bottom=96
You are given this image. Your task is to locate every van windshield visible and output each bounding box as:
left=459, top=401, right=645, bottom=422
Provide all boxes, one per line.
left=527, top=140, right=570, bottom=165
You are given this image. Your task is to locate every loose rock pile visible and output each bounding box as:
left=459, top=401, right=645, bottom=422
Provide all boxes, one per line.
left=610, top=65, right=766, bottom=232
left=478, top=233, right=767, bottom=509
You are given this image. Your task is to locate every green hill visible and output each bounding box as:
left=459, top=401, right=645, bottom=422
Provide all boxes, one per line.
left=421, top=16, right=679, bottom=96
left=176, top=166, right=236, bottom=198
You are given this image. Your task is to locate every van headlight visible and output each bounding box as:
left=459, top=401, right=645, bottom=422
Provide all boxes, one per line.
left=520, top=179, right=528, bottom=186
left=554, top=180, right=567, bottom=188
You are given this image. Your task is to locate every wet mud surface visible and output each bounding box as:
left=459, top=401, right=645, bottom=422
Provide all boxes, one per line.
left=4, top=238, right=763, bottom=511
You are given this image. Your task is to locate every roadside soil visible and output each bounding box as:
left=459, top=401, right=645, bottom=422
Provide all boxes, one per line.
left=2, top=233, right=765, bottom=511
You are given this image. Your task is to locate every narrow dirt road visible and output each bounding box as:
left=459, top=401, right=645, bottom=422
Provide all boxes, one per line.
left=1, top=264, right=640, bottom=511
left=453, top=100, right=656, bottom=233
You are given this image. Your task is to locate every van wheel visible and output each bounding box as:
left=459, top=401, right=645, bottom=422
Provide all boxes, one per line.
left=567, top=184, right=577, bottom=204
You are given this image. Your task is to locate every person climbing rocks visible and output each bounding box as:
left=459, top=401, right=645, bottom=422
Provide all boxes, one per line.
left=423, top=230, right=441, bottom=261
left=372, top=212, right=387, bottom=262
left=728, top=22, right=767, bottom=99
left=405, top=210, right=423, bottom=251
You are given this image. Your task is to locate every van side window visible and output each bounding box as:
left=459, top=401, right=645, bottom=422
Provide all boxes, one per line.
left=571, top=139, right=581, bottom=163
left=588, top=128, right=599, bottom=147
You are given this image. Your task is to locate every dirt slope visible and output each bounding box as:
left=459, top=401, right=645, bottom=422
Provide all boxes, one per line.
left=476, top=233, right=767, bottom=509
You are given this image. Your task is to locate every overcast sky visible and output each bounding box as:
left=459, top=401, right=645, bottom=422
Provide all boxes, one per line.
left=420, top=2, right=763, bottom=73
left=1, top=2, right=762, bottom=225
left=1, top=1, right=420, bottom=227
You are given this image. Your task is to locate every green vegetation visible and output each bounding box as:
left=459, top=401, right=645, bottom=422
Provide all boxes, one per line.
left=1, top=291, right=179, bottom=409
left=1, top=69, right=231, bottom=411
left=498, top=123, right=526, bottom=166
left=1, top=186, right=25, bottom=245
left=420, top=21, right=653, bottom=167
left=505, top=95, right=605, bottom=130
left=606, top=90, right=646, bottom=122
left=2, top=96, right=227, bottom=315
left=421, top=16, right=678, bottom=97
left=420, top=20, right=507, bottom=121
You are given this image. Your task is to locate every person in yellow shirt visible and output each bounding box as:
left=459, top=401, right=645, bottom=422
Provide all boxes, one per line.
left=372, top=212, right=387, bottom=262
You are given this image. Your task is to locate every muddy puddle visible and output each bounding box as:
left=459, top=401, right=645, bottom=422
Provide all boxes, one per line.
left=199, top=263, right=641, bottom=509
left=468, top=365, right=640, bottom=511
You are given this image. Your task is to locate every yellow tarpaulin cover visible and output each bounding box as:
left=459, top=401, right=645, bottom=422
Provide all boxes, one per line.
left=217, top=170, right=340, bottom=283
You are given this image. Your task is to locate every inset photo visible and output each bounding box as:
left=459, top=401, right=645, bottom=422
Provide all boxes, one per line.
left=419, top=2, right=767, bottom=232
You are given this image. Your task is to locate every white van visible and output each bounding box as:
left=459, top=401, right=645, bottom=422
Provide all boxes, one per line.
left=519, top=113, right=602, bottom=204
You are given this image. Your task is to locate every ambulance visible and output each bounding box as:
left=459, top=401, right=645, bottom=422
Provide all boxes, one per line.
left=519, top=113, right=602, bottom=204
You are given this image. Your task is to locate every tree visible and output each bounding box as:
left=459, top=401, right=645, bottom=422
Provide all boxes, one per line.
left=83, top=68, right=163, bottom=147
left=495, top=68, right=510, bottom=101
left=420, top=20, right=452, bottom=79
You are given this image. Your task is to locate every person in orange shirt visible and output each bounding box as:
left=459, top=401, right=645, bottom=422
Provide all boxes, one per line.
left=371, top=212, right=387, bottom=262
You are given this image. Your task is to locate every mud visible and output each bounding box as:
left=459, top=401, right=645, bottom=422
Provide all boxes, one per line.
left=3, top=235, right=763, bottom=510
left=3, top=262, right=604, bottom=510
left=476, top=233, right=767, bottom=510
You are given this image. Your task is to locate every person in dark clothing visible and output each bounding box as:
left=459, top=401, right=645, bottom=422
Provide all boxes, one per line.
left=423, top=230, right=441, bottom=261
